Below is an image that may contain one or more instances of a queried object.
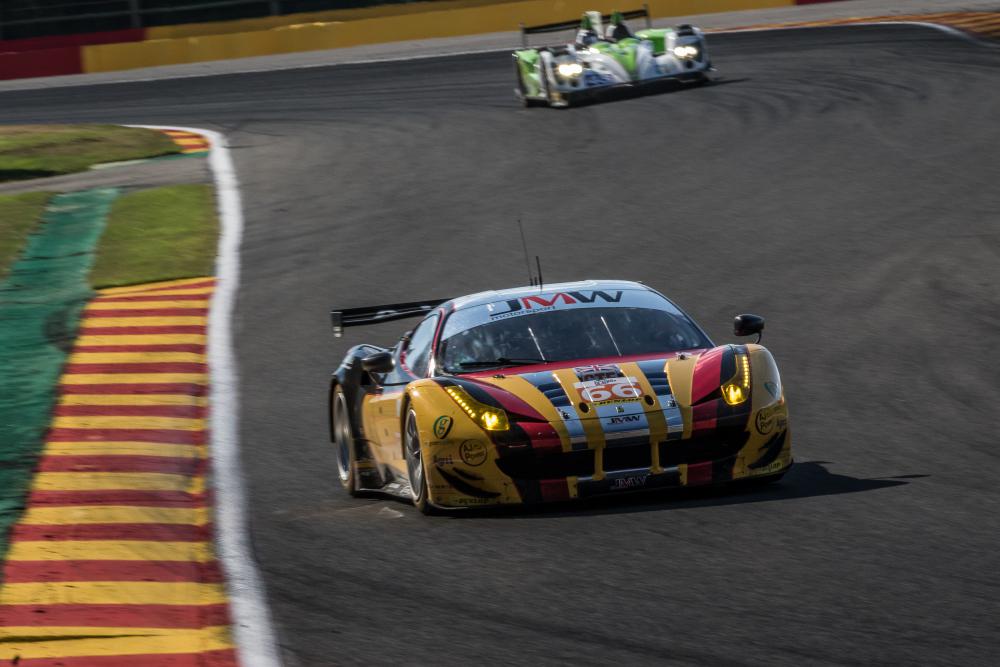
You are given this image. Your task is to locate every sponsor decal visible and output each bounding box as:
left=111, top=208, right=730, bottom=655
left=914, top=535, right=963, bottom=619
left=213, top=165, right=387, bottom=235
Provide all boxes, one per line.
left=488, top=290, right=623, bottom=320
left=574, top=376, right=642, bottom=405
left=459, top=439, right=488, bottom=466
left=609, top=414, right=641, bottom=425
left=611, top=474, right=648, bottom=490
left=433, top=415, right=453, bottom=439
left=574, top=364, right=619, bottom=382
left=756, top=459, right=787, bottom=475
left=433, top=454, right=454, bottom=465
left=755, top=406, right=788, bottom=435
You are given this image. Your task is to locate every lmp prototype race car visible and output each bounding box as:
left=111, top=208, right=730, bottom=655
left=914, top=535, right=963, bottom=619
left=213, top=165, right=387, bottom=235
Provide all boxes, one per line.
left=329, top=280, right=792, bottom=513
left=514, top=8, right=713, bottom=107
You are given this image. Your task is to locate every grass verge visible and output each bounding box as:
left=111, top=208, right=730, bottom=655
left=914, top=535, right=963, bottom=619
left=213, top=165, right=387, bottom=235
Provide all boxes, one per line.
left=90, top=184, right=218, bottom=288
left=0, top=191, right=51, bottom=281
left=0, top=125, right=180, bottom=183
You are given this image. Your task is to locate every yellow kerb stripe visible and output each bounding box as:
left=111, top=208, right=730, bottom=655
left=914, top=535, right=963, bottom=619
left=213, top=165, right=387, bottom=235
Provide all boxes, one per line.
left=69, top=351, right=206, bottom=364
left=20, top=506, right=209, bottom=525
left=61, top=373, right=207, bottom=385
left=0, top=627, right=232, bottom=661
left=74, top=333, right=207, bottom=346
left=7, top=540, right=214, bottom=562
left=98, top=278, right=213, bottom=295
left=59, top=395, right=207, bottom=407
left=0, top=581, right=227, bottom=606
left=87, top=299, right=209, bottom=310
left=42, top=442, right=203, bottom=458
left=32, top=472, right=205, bottom=493
left=52, top=415, right=204, bottom=431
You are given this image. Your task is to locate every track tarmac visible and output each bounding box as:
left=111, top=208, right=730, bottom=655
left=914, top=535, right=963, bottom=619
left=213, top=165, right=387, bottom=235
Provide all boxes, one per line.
left=1, top=24, right=998, bottom=666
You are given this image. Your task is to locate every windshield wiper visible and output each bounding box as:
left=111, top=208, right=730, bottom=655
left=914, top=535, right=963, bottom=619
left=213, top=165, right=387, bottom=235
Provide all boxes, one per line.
left=457, top=357, right=548, bottom=369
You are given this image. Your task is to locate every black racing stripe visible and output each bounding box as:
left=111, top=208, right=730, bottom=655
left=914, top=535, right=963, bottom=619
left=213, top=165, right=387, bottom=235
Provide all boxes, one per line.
left=749, top=430, right=787, bottom=469
left=437, top=467, right=501, bottom=498
left=604, top=435, right=651, bottom=449
left=520, top=371, right=572, bottom=407
left=719, top=345, right=737, bottom=385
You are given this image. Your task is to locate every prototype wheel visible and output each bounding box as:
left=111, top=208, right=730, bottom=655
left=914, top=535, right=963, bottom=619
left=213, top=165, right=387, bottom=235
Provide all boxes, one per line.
left=332, top=385, right=360, bottom=496
left=403, top=408, right=434, bottom=514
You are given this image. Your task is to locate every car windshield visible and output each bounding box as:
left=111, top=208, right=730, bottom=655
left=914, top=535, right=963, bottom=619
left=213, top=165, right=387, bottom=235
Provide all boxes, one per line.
left=438, top=290, right=710, bottom=373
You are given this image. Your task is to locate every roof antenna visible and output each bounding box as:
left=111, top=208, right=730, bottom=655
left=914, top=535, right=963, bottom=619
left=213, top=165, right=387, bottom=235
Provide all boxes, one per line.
left=518, top=217, right=536, bottom=286
left=535, top=256, right=543, bottom=291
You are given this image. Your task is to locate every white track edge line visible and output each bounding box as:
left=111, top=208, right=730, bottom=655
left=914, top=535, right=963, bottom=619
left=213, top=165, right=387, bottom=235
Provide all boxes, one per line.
left=127, top=123, right=283, bottom=667
left=10, top=19, right=989, bottom=90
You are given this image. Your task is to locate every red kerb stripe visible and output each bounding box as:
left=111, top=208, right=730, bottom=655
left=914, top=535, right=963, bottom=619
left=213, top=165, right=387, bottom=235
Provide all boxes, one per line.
left=64, top=362, right=206, bottom=374
left=78, top=326, right=206, bottom=335
left=0, top=603, right=230, bottom=628
left=54, top=404, right=205, bottom=418
left=2, top=559, right=223, bottom=583
left=72, top=344, right=206, bottom=354
left=47, top=429, right=205, bottom=445
left=14, top=649, right=237, bottom=667
left=37, top=455, right=205, bottom=475
left=58, top=383, right=207, bottom=395
left=97, top=293, right=211, bottom=303
left=11, top=523, right=212, bottom=542
left=27, top=490, right=206, bottom=507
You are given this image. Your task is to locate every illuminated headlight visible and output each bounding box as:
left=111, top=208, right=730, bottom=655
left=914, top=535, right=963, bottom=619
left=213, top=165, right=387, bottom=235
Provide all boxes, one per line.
left=672, top=45, right=699, bottom=59
left=557, top=62, right=584, bottom=78
left=444, top=385, right=510, bottom=431
left=721, top=353, right=751, bottom=406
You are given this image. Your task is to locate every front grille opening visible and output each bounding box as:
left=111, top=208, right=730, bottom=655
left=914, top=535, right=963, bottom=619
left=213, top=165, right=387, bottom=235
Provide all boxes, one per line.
left=497, top=449, right=594, bottom=480
left=659, top=429, right=745, bottom=467
left=603, top=444, right=652, bottom=472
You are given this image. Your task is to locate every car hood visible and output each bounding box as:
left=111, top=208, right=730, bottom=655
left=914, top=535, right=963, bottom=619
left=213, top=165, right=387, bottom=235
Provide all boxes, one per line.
left=445, top=349, right=739, bottom=445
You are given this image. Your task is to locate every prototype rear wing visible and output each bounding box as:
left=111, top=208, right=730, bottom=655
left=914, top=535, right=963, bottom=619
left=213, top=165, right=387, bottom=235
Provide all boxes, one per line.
left=519, top=5, right=652, bottom=47
left=330, top=299, right=450, bottom=337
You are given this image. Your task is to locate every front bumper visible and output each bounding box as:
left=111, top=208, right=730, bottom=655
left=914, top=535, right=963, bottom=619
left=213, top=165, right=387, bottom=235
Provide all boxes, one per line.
left=426, top=425, right=792, bottom=509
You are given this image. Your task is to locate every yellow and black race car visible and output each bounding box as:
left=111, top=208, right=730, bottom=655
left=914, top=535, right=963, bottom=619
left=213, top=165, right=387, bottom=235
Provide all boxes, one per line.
left=330, top=280, right=791, bottom=513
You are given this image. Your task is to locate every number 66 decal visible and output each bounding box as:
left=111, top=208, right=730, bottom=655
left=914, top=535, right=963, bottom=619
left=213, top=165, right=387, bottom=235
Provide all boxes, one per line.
left=575, top=377, right=642, bottom=403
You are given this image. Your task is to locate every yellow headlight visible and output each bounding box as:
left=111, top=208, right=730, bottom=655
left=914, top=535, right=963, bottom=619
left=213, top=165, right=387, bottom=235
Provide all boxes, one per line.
left=444, top=385, right=510, bottom=431
left=722, top=383, right=746, bottom=405
left=721, top=353, right=751, bottom=406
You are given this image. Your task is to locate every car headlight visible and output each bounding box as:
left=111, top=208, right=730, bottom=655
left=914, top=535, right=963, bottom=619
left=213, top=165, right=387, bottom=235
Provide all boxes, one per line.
left=444, top=385, right=510, bottom=431
left=721, top=352, right=751, bottom=406
left=556, top=62, right=584, bottom=78
left=672, top=45, right=699, bottom=59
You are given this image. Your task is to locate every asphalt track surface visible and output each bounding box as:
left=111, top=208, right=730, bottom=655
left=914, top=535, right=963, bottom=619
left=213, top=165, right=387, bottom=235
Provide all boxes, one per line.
left=2, top=24, right=999, bottom=666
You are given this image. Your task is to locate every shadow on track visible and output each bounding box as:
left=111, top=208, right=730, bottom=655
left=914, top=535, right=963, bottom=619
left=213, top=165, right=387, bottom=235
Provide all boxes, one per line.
left=440, top=460, right=918, bottom=519
left=530, top=76, right=749, bottom=109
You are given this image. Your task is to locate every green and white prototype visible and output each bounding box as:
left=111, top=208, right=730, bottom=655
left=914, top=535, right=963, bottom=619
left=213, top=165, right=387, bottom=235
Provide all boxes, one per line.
left=514, top=9, right=713, bottom=108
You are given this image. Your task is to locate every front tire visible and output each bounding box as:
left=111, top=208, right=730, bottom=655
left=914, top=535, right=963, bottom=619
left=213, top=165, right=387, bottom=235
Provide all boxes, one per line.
left=332, top=385, right=360, bottom=497
left=403, top=408, right=434, bottom=514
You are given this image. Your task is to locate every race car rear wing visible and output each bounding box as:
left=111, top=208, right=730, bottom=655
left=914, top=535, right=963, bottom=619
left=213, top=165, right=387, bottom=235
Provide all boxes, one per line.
left=519, top=5, right=652, bottom=47
left=331, top=299, right=450, bottom=337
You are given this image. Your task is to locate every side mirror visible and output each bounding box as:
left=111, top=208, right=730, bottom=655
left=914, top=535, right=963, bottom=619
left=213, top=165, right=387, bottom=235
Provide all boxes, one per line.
left=361, top=351, right=394, bottom=374
left=733, top=313, right=764, bottom=341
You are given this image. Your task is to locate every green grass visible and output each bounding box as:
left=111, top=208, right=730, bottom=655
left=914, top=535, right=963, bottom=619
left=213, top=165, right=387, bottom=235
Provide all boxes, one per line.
left=90, top=184, right=218, bottom=288
left=0, top=125, right=180, bottom=182
left=0, top=191, right=51, bottom=281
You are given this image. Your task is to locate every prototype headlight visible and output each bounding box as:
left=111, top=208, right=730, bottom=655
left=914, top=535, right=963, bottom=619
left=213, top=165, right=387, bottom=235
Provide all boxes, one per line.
left=672, top=45, right=699, bottom=59
left=557, top=62, right=584, bottom=78
left=444, top=385, right=510, bottom=431
left=721, top=352, right=751, bottom=406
